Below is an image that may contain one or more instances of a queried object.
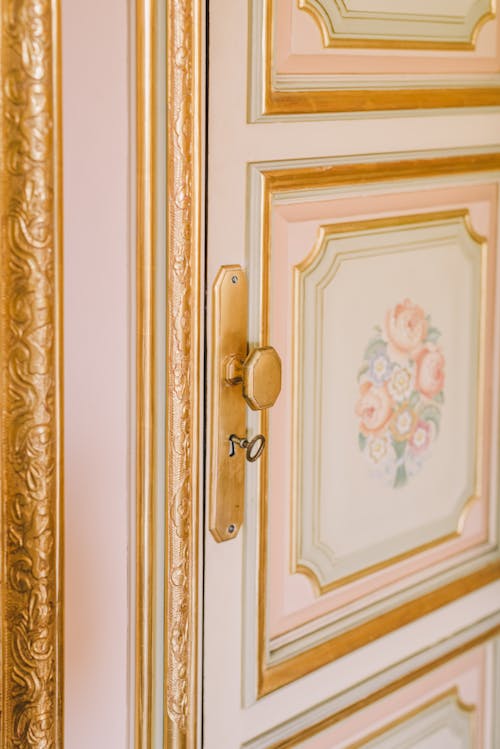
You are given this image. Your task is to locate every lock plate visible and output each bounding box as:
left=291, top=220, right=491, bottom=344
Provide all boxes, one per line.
left=209, top=266, right=248, bottom=542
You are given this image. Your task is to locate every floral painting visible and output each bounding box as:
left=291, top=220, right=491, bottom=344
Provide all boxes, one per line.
left=356, top=299, right=445, bottom=488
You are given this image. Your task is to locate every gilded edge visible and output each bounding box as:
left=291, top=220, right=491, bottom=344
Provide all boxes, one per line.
left=135, top=0, right=157, bottom=746
left=258, top=153, right=500, bottom=698
left=0, top=0, right=63, bottom=746
left=165, top=0, right=201, bottom=745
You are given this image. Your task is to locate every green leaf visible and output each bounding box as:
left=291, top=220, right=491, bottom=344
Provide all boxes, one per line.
left=364, top=338, right=386, bottom=360
left=420, top=403, right=441, bottom=434
left=358, top=433, right=367, bottom=451
left=373, top=324, right=382, bottom=334
left=409, top=390, right=420, bottom=408
left=393, top=440, right=406, bottom=460
left=357, top=363, right=369, bottom=382
left=394, top=463, right=408, bottom=489
left=433, top=391, right=445, bottom=404
left=426, top=327, right=441, bottom=343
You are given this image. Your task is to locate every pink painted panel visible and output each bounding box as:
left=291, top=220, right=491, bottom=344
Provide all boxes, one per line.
left=300, top=644, right=488, bottom=748
left=275, top=0, right=500, bottom=76
left=267, top=183, right=498, bottom=639
left=63, top=0, right=129, bottom=746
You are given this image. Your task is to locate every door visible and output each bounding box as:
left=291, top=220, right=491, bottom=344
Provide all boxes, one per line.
left=204, top=2, right=500, bottom=747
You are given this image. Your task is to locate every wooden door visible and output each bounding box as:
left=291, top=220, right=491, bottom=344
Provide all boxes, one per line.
left=204, top=1, right=500, bottom=746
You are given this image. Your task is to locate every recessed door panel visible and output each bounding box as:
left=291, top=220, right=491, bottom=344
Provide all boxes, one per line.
left=242, top=153, right=500, bottom=697
left=250, top=0, right=500, bottom=117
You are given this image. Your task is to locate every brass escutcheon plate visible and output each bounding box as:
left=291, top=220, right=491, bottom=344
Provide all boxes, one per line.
left=209, top=266, right=248, bottom=542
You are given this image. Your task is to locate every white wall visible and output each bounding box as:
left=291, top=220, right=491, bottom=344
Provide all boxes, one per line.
left=63, top=1, right=129, bottom=745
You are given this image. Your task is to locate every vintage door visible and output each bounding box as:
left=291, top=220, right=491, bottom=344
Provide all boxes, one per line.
left=204, top=1, right=500, bottom=747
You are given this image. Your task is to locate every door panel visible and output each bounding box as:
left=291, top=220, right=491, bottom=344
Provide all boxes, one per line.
left=245, top=153, right=500, bottom=697
left=250, top=0, right=500, bottom=117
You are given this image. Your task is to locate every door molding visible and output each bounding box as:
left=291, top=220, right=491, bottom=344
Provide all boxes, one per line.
left=0, top=0, right=63, bottom=745
left=135, top=0, right=203, bottom=745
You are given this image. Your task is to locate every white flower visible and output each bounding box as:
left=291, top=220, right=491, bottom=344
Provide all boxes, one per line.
left=367, top=434, right=393, bottom=466
left=387, top=364, right=414, bottom=402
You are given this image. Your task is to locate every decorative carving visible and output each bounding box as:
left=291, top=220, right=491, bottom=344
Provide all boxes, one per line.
left=1, top=0, right=62, bottom=746
left=165, top=0, right=201, bottom=743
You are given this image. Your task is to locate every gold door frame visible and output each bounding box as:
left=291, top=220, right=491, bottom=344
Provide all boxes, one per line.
left=135, top=0, right=203, bottom=746
left=0, top=0, right=63, bottom=746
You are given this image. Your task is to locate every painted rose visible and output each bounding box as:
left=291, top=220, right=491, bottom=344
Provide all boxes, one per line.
left=386, top=299, right=428, bottom=356
left=409, top=420, right=433, bottom=456
left=357, top=300, right=444, bottom=488
left=356, top=382, right=393, bottom=435
left=415, top=345, right=445, bottom=399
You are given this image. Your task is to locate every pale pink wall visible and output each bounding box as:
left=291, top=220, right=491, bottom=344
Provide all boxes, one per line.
left=63, top=1, right=129, bottom=746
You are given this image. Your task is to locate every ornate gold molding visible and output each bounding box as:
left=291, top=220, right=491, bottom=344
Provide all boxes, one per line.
left=0, top=0, right=63, bottom=746
left=135, top=0, right=201, bottom=744
left=165, top=0, right=201, bottom=745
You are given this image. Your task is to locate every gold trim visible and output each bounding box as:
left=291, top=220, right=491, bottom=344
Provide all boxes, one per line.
left=258, top=152, right=500, bottom=698
left=262, top=0, right=500, bottom=115
left=292, top=210, right=488, bottom=595
left=263, top=624, right=499, bottom=749
left=298, top=0, right=495, bottom=50
left=164, top=0, right=202, bottom=743
left=135, top=0, right=157, bottom=745
left=0, top=0, right=63, bottom=745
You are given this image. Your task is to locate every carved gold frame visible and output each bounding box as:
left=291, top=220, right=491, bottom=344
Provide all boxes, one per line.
left=0, top=0, right=63, bottom=746
left=135, top=0, right=202, bottom=746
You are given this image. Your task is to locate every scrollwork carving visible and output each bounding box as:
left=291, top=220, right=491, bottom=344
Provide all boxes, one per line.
left=165, top=0, right=201, bottom=743
left=1, top=0, right=62, bottom=746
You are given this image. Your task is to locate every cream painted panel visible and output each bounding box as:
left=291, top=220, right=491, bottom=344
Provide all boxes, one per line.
left=301, top=0, right=491, bottom=45
left=63, top=0, right=129, bottom=746
left=296, top=216, right=482, bottom=587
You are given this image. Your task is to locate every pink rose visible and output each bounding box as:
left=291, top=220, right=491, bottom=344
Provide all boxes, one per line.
left=409, top=420, right=432, bottom=455
left=386, top=299, right=428, bottom=356
left=415, top=345, right=445, bottom=399
left=356, top=382, right=393, bottom=435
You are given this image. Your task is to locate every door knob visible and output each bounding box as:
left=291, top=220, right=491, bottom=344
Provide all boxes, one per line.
left=210, top=265, right=282, bottom=542
left=225, top=346, right=282, bottom=411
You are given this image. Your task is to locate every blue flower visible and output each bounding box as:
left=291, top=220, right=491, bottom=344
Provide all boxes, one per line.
left=368, top=351, right=393, bottom=385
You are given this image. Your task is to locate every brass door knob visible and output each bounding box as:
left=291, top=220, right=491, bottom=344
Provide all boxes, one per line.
left=243, top=346, right=282, bottom=411
left=225, top=345, right=282, bottom=411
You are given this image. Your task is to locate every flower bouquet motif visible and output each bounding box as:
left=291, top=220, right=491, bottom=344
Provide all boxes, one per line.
left=356, top=299, right=445, bottom=488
